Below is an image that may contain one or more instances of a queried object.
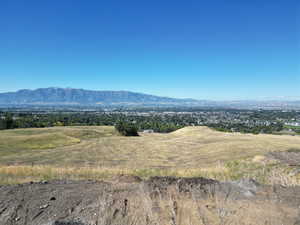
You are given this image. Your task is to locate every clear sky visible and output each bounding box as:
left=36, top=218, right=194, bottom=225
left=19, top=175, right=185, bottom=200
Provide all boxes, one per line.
left=0, top=0, right=299, bottom=100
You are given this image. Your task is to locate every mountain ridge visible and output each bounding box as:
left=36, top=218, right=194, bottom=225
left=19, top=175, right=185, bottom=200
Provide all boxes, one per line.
left=0, top=87, right=202, bottom=106
left=0, top=87, right=299, bottom=109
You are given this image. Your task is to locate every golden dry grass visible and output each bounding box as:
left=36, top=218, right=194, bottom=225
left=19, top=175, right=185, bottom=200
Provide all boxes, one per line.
left=95, top=183, right=299, bottom=225
left=0, top=164, right=227, bottom=184
left=1, top=126, right=300, bottom=185
left=137, top=192, right=298, bottom=225
left=1, top=126, right=300, bottom=168
left=0, top=161, right=299, bottom=186
left=0, top=126, right=116, bottom=161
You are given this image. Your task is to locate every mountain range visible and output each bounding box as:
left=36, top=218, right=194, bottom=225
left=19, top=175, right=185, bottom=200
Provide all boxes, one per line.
left=0, top=88, right=202, bottom=106
left=0, top=88, right=299, bottom=109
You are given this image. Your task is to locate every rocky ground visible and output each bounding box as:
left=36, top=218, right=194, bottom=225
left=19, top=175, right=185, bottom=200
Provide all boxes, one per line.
left=1, top=176, right=300, bottom=225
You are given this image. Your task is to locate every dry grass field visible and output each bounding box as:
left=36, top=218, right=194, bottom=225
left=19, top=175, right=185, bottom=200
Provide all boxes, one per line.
left=1, top=126, right=300, bottom=185
left=1, top=126, right=300, bottom=168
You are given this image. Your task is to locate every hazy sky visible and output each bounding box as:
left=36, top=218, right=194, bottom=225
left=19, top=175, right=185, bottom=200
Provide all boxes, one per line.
left=0, top=0, right=299, bottom=100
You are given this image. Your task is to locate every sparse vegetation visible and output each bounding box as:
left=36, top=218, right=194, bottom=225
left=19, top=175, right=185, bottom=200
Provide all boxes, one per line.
left=1, top=158, right=298, bottom=187
left=92, top=185, right=298, bottom=225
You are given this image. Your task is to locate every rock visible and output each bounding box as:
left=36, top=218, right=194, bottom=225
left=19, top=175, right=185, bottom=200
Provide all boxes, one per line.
left=218, top=179, right=260, bottom=199
left=232, top=178, right=260, bottom=192
left=39, top=204, right=49, bottom=209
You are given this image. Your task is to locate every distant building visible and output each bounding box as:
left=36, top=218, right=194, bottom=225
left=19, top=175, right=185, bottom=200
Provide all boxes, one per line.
left=285, top=122, right=300, bottom=127
left=143, top=129, right=154, bottom=133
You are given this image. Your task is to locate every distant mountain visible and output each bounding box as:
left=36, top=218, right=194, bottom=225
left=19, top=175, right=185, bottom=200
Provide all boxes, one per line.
left=0, top=88, right=203, bottom=106
left=0, top=88, right=299, bottom=109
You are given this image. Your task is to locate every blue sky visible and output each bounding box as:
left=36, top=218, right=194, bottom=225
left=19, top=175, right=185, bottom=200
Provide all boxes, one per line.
left=0, top=0, right=299, bottom=100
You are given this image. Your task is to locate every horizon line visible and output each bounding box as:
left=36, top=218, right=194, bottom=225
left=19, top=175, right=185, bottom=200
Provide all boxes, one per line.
left=0, top=87, right=300, bottom=102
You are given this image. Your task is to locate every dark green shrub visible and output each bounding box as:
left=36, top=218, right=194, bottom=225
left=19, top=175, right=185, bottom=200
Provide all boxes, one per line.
left=115, top=121, right=139, bottom=136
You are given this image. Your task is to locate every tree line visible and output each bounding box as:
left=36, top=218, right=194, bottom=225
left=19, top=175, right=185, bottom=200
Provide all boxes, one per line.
left=0, top=111, right=295, bottom=135
left=0, top=112, right=184, bottom=133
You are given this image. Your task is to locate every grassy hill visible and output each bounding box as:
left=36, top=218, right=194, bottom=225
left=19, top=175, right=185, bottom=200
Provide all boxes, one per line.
left=1, top=126, right=300, bottom=184
left=1, top=126, right=300, bottom=167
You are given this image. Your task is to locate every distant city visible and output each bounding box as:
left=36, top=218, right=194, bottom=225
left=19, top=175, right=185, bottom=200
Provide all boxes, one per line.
left=0, top=87, right=300, bottom=110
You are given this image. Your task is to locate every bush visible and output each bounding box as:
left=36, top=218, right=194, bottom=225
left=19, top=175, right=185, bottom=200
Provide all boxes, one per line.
left=115, top=121, right=139, bottom=136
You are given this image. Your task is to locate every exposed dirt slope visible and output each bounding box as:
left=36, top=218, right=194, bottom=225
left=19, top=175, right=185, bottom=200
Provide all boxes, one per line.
left=1, top=177, right=300, bottom=225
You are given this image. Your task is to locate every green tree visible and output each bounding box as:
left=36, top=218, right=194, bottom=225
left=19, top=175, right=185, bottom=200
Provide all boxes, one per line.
left=115, top=120, right=139, bottom=136
left=4, top=113, right=14, bottom=129
left=0, top=118, right=5, bottom=130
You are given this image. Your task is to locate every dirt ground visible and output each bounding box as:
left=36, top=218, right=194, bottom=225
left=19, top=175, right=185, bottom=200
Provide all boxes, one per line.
left=268, top=150, right=300, bottom=166
left=1, top=177, right=300, bottom=225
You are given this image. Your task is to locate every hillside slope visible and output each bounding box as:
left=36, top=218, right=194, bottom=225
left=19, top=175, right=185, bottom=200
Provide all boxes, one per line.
left=1, top=126, right=300, bottom=168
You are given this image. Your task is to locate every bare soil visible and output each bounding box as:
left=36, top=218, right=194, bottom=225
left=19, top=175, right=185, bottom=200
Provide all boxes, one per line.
left=1, top=177, right=300, bottom=225
left=268, top=150, right=300, bottom=166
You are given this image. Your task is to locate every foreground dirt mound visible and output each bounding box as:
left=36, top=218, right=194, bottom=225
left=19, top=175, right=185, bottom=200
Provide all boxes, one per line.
left=145, top=176, right=218, bottom=193
left=1, top=177, right=300, bottom=225
left=0, top=180, right=113, bottom=225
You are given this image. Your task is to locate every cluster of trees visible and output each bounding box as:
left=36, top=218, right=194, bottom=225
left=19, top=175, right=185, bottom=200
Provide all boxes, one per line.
left=208, top=122, right=284, bottom=134
left=0, top=113, right=14, bottom=129
left=248, top=110, right=300, bottom=121
left=115, top=121, right=139, bottom=136
left=0, top=112, right=184, bottom=133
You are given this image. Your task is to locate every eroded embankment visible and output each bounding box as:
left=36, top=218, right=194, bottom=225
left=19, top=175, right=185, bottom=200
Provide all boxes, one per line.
left=0, top=177, right=300, bottom=225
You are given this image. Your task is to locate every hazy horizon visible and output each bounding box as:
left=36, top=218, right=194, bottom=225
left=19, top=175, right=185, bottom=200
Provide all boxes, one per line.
left=0, top=87, right=300, bottom=102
